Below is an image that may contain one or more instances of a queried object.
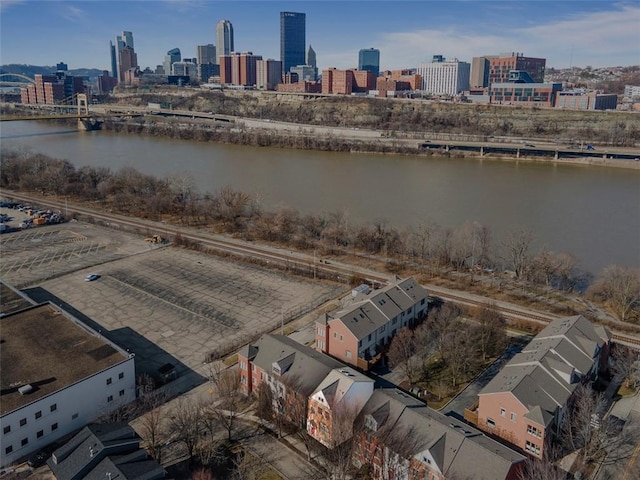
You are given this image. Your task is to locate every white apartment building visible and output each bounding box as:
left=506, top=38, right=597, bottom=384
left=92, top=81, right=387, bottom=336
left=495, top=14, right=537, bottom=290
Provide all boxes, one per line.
left=416, top=58, right=471, bottom=95
left=1, top=302, right=136, bottom=467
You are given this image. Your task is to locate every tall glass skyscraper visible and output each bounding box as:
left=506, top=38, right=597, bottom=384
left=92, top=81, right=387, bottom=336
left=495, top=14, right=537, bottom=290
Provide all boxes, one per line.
left=280, top=12, right=306, bottom=75
left=358, top=48, right=380, bottom=77
left=216, top=20, right=234, bottom=64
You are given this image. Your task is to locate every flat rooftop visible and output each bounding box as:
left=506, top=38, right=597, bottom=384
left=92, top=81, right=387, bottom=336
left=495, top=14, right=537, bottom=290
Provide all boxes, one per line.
left=1, top=303, right=129, bottom=415
left=0, top=281, right=34, bottom=316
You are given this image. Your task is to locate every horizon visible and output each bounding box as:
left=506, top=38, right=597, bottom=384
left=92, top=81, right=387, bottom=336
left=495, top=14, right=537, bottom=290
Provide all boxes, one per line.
left=1, top=1, right=639, bottom=73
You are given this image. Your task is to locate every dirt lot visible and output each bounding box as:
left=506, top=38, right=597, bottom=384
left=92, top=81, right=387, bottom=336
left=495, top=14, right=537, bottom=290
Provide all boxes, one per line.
left=0, top=221, right=342, bottom=390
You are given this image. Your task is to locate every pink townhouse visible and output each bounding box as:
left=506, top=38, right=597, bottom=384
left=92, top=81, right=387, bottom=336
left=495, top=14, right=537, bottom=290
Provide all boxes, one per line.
left=476, top=315, right=611, bottom=458
left=315, top=278, right=428, bottom=369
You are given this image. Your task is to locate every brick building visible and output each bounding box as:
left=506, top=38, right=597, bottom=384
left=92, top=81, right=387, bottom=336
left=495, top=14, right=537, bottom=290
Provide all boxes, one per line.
left=555, top=90, right=618, bottom=110
left=321, top=68, right=375, bottom=94
left=489, top=82, right=562, bottom=107
left=21, top=73, right=85, bottom=105
left=489, top=53, right=546, bottom=85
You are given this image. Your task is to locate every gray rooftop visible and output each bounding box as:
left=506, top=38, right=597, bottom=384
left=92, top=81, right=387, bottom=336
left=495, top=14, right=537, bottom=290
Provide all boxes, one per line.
left=360, top=389, right=525, bottom=480
left=248, top=334, right=345, bottom=395
left=479, top=315, right=610, bottom=425
left=329, top=278, right=428, bottom=339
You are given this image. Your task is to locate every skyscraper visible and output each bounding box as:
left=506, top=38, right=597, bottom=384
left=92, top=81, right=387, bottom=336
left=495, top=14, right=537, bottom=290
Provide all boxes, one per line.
left=164, top=48, right=181, bottom=76
left=280, top=12, right=305, bottom=75
left=197, top=44, right=216, bottom=65
left=306, top=45, right=316, bottom=68
left=216, top=20, right=234, bottom=64
left=109, top=41, right=117, bottom=78
left=115, top=31, right=136, bottom=82
left=358, top=48, right=380, bottom=76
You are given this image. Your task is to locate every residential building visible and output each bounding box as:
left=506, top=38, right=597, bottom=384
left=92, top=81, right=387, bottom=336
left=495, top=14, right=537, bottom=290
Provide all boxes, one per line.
left=238, top=334, right=345, bottom=428
left=307, top=367, right=374, bottom=448
left=359, top=48, right=380, bottom=77
left=354, top=389, right=526, bottom=480
left=0, top=286, right=136, bottom=468
left=256, top=59, right=283, bottom=90
left=555, top=90, right=618, bottom=110
left=474, top=315, right=611, bottom=458
left=47, top=423, right=165, bottom=480
left=163, top=48, right=181, bottom=79
left=489, top=81, right=562, bottom=107
left=220, top=52, right=263, bottom=87
left=21, top=72, right=85, bottom=105
left=315, top=278, right=428, bottom=368
left=624, top=84, right=640, bottom=100
left=489, top=52, right=546, bottom=85
left=321, top=68, right=375, bottom=95
left=97, top=70, right=118, bottom=94
left=215, top=20, right=234, bottom=64
left=376, top=70, right=422, bottom=98
left=416, top=58, right=470, bottom=95
left=280, top=11, right=306, bottom=75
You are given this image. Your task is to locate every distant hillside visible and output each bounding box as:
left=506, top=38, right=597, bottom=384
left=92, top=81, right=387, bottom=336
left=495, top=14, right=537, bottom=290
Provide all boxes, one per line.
left=0, top=64, right=103, bottom=81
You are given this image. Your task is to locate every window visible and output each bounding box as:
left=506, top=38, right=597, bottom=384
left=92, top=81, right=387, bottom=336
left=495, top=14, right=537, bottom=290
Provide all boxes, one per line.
left=72, top=413, right=78, bottom=420
left=421, top=299, right=425, bottom=305
left=525, top=440, right=541, bottom=456
left=119, top=389, right=125, bottom=397
left=5, top=446, right=12, bottom=454
left=51, top=423, right=58, bottom=431
left=500, top=408, right=506, bottom=417
left=3, top=425, right=10, bottom=434
left=511, top=412, right=517, bottom=422
left=35, top=411, right=42, bottom=419
left=527, top=425, right=542, bottom=438
left=392, top=317, right=397, bottom=325
left=21, top=438, right=28, bottom=446
left=107, top=395, right=113, bottom=402
left=37, top=430, right=43, bottom=439
left=346, top=350, right=352, bottom=359
left=339, top=335, right=343, bottom=341
left=368, top=334, right=372, bottom=341
left=486, top=418, right=496, bottom=428
left=19, top=418, right=27, bottom=427
left=50, top=404, right=57, bottom=412
left=239, top=361, right=247, bottom=370
left=240, top=376, right=247, bottom=385
left=118, top=372, right=124, bottom=380
left=106, top=377, right=112, bottom=385
left=333, top=332, right=337, bottom=338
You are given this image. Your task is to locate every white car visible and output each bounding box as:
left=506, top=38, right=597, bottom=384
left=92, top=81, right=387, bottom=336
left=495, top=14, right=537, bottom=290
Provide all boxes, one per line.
left=84, top=273, right=100, bottom=282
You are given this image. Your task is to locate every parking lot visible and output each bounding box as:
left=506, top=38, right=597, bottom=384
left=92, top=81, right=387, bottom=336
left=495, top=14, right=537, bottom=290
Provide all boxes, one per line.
left=1, top=219, right=341, bottom=388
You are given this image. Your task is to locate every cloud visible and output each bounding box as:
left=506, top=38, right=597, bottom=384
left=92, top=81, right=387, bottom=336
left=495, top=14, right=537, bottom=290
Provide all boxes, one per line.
left=371, top=3, right=640, bottom=69
left=0, top=0, right=25, bottom=12
left=61, top=5, right=86, bottom=23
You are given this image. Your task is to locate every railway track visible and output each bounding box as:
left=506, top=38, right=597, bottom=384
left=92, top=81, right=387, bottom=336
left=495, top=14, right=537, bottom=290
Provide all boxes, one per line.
left=4, top=191, right=640, bottom=349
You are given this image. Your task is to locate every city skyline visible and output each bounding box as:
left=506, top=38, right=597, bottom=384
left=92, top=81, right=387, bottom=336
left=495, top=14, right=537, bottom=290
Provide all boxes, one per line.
left=0, top=1, right=638, bottom=72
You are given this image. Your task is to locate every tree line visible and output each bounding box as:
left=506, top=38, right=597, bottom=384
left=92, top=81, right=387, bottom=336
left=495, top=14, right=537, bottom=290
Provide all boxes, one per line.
left=1, top=148, right=638, bottom=323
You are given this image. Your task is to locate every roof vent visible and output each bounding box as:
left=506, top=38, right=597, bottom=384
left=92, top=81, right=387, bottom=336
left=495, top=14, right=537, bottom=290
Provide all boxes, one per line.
left=18, top=384, right=34, bottom=395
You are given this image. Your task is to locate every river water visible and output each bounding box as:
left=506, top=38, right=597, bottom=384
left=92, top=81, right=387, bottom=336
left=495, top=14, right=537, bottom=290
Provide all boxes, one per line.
left=1, top=121, right=638, bottom=274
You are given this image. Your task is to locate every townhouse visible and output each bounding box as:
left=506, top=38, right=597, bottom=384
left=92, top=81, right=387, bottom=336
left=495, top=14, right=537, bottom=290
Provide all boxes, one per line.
left=315, top=278, right=428, bottom=368
left=474, top=315, right=611, bottom=458
left=355, top=389, right=526, bottom=480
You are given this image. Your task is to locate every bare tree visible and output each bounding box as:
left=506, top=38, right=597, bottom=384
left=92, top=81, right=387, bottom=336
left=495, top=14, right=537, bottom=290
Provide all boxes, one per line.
left=588, top=265, right=640, bottom=322
left=387, top=328, right=421, bottom=385
left=612, top=344, right=640, bottom=390
left=204, top=363, right=242, bottom=441
left=169, top=397, right=203, bottom=464
left=472, top=302, right=508, bottom=362
left=137, top=392, right=168, bottom=463
left=443, top=322, right=477, bottom=387
left=255, top=384, right=274, bottom=426
left=502, top=228, right=534, bottom=280
left=427, top=303, right=463, bottom=361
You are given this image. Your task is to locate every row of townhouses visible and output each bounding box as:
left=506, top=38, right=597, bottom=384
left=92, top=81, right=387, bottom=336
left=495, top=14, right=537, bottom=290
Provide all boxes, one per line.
left=238, top=333, right=527, bottom=480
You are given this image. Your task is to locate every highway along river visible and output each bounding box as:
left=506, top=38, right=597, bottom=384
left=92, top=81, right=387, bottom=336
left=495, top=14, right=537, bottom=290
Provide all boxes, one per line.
left=1, top=120, right=638, bottom=274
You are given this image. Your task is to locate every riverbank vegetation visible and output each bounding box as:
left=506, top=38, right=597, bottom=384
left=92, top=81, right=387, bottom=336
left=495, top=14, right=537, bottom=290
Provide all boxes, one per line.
left=105, top=90, right=640, bottom=147
left=1, top=148, right=639, bottom=325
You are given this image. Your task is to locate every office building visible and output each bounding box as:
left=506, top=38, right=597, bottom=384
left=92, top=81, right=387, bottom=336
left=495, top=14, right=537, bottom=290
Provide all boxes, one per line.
left=256, top=59, right=283, bottom=90
left=306, top=45, right=317, bottom=68
left=109, top=41, right=117, bottom=78
left=119, top=46, right=138, bottom=84
left=171, top=61, right=198, bottom=80
left=290, top=64, right=316, bottom=82
left=280, top=12, right=306, bottom=75
left=115, top=31, right=136, bottom=82
left=471, top=56, right=496, bottom=88
left=220, top=52, right=263, bottom=86
left=416, top=57, right=470, bottom=95
left=197, top=44, right=216, bottom=65
left=489, top=52, right=546, bottom=85
left=97, top=70, right=118, bottom=94
left=0, top=283, right=136, bottom=468
left=555, top=90, right=617, bottom=110
left=215, top=20, right=234, bottom=64
left=358, top=48, right=380, bottom=76
left=163, top=48, right=181, bottom=78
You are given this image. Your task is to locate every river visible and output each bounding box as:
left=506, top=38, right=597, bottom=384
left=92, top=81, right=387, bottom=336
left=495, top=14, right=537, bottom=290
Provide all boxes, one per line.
left=1, top=120, right=638, bottom=274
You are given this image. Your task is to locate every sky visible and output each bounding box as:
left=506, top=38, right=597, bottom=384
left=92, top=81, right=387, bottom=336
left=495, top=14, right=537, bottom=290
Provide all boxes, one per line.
left=1, top=0, right=639, bottom=72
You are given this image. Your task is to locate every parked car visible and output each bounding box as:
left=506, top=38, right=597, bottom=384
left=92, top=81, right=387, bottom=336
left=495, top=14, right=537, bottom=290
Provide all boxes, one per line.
left=84, top=273, right=100, bottom=282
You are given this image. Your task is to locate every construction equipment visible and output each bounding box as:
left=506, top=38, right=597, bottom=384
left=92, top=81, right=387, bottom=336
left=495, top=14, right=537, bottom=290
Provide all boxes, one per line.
left=144, top=234, right=164, bottom=244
